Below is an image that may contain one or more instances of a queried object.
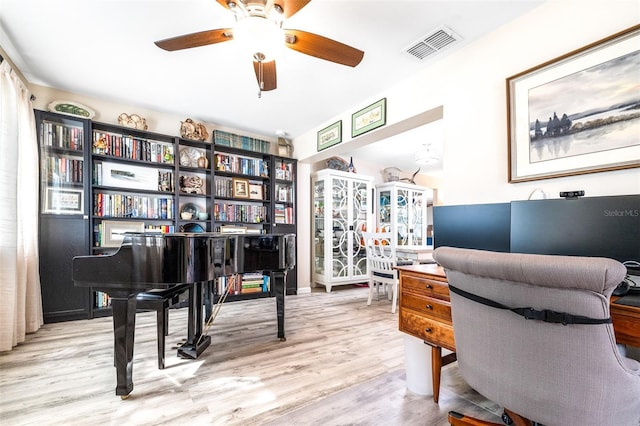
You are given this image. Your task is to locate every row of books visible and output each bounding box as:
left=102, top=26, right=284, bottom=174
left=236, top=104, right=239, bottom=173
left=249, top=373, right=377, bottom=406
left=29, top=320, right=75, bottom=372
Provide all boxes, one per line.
left=95, top=291, right=110, bottom=308
left=274, top=204, right=294, bottom=224
left=213, top=203, right=267, bottom=223
left=215, top=273, right=270, bottom=296
left=45, top=157, right=84, bottom=184
left=93, top=223, right=176, bottom=247
left=213, top=129, right=271, bottom=154
left=93, top=192, right=174, bottom=219
left=40, top=121, right=84, bottom=150
left=92, top=130, right=174, bottom=164
left=214, top=153, right=269, bottom=178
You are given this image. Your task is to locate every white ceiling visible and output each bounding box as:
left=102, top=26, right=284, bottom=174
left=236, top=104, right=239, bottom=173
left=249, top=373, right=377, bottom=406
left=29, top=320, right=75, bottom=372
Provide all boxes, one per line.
left=0, top=0, right=542, bottom=172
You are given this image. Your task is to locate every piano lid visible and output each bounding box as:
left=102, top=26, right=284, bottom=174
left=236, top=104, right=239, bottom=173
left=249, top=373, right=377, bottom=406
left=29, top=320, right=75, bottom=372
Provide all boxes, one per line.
left=73, top=233, right=218, bottom=288
left=73, top=232, right=295, bottom=289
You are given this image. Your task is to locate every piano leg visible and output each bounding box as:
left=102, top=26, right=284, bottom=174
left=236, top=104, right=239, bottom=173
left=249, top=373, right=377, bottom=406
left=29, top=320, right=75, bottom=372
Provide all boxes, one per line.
left=178, top=281, right=211, bottom=359
left=111, top=295, right=137, bottom=398
left=273, top=271, right=286, bottom=341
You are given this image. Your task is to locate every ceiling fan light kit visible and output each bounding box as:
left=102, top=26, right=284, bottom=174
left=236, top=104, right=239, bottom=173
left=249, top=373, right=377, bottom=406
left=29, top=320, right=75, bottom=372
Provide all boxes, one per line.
left=154, top=0, right=364, bottom=94
left=415, top=144, right=440, bottom=165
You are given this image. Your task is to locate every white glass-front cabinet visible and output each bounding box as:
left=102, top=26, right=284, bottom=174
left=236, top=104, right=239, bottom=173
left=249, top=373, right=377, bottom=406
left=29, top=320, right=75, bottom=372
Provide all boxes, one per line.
left=377, top=181, right=429, bottom=246
left=312, top=169, right=374, bottom=292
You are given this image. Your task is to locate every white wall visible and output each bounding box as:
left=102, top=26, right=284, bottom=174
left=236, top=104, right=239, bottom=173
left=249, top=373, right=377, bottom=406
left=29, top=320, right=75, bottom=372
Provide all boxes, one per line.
left=293, top=2, right=639, bottom=291
left=295, top=1, right=640, bottom=206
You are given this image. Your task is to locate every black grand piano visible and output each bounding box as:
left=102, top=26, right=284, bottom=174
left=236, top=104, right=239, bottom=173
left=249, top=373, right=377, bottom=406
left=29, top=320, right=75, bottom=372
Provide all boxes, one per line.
left=73, top=232, right=295, bottom=398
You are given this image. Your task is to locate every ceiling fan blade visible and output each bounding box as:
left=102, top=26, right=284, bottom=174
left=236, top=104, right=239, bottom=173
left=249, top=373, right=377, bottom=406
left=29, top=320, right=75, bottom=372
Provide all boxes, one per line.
left=272, top=0, right=311, bottom=19
left=284, top=29, right=364, bottom=67
left=155, top=28, right=233, bottom=51
left=253, top=60, right=277, bottom=91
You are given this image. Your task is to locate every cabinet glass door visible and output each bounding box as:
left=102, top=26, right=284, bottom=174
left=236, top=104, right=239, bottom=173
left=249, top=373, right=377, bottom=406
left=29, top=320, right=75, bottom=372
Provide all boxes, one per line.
left=379, top=189, right=391, bottom=232
left=313, top=179, right=325, bottom=276
left=397, top=188, right=410, bottom=245
left=411, top=189, right=426, bottom=245
left=351, top=180, right=368, bottom=277
left=39, top=115, right=86, bottom=215
left=329, top=176, right=369, bottom=280
left=330, top=176, right=350, bottom=279
left=36, top=110, right=90, bottom=322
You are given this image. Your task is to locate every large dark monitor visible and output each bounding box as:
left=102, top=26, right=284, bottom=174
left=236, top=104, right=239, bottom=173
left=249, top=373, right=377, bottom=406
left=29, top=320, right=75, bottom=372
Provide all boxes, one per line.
left=510, top=195, right=640, bottom=271
left=433, top=202, right=511, bottom=252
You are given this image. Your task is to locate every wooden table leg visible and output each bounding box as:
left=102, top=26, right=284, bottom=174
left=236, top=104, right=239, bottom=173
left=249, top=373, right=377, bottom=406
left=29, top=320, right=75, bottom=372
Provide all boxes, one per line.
left=431, top=345, right=442, bottom=403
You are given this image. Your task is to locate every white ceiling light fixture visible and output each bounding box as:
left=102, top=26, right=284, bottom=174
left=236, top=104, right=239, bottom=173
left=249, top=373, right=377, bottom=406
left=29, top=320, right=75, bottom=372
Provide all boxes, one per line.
left=415, top=143, right=440, bottom=165
left=232, top=10, right=284, bottom=62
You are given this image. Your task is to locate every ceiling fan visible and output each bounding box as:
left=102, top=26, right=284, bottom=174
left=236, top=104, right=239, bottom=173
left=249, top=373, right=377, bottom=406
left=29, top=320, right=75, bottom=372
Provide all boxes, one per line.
left=154, top=0, right=364, bottom=95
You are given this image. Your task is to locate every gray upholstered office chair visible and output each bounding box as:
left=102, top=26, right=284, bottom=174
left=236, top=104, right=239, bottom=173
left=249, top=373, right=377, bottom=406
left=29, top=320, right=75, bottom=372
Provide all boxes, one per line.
left=363, top=232, right=399, bottom=313
left=433, top=247, right=640, bottom=426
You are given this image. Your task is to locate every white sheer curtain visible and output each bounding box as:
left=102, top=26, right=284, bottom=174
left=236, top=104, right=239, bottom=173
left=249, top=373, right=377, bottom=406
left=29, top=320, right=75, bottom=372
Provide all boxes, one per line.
left=0, top=60, right=43, bottom=351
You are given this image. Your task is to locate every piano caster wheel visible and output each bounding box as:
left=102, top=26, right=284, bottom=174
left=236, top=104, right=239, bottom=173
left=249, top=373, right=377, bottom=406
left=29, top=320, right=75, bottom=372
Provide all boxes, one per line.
left=120, top=394, right=131, bottom=400
left=279, top=337, right=286, bottom=341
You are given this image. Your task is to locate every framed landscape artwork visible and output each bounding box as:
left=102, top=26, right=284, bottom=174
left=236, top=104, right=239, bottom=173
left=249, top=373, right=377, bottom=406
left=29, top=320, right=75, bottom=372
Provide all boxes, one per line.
left=507, top=25, right=640, bottom=182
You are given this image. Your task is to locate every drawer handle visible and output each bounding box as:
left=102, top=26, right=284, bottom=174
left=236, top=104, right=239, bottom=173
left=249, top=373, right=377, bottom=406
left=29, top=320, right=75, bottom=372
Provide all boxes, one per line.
left=425, top=284, right=432, bottom=289
left=426, top=304, right=433, bottom=310
left=425, top=328, right=433, bottom=333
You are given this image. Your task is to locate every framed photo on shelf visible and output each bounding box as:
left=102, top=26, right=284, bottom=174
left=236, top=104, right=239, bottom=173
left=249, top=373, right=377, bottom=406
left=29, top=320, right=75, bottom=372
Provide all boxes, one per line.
left=352, top=98, right=386, bottom=137
left=102, top=220, right=145, bottom=247
left=249, top=183, right=263, bottom=200
left=43, top=187, right=83, bottom=215
left=507, top=25, right=640, bottom=182
left=232, top=178, right=250, bottom=198
left=317, top=120, right=342, bottom=151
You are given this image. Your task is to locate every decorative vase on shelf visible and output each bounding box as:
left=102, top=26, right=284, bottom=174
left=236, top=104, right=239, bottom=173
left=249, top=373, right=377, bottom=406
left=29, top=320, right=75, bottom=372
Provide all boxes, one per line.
left=197, top=155, right=208, bottom=168
left=348, top=157, right=355, bottom=173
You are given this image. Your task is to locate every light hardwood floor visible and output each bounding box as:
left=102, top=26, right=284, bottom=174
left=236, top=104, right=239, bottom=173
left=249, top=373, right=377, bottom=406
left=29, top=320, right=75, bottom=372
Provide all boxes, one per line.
left=0, top=285, right=502, bottom=425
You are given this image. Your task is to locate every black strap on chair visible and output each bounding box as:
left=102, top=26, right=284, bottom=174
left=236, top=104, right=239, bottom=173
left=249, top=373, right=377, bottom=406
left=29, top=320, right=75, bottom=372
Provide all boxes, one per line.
left=449, top=284, right=612, bottom=326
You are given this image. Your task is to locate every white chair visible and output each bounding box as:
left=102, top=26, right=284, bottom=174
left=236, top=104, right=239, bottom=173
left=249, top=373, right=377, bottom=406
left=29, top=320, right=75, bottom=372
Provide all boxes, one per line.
left=363, top=232, right=398, bottom=313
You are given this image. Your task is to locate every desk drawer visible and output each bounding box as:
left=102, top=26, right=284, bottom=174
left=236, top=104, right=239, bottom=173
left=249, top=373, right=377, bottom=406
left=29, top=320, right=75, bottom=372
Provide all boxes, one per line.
left=402, top=274, right=449, bottom=300
left=611, top=310, right=640, bottom=347
left=402, top=293, right=451, bottom=321
left=400, top=310, right=455, bottom=350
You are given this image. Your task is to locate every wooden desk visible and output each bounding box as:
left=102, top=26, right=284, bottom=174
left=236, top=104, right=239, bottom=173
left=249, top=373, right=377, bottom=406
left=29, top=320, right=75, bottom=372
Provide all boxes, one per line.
left=396, top=264, right=640, bottom=403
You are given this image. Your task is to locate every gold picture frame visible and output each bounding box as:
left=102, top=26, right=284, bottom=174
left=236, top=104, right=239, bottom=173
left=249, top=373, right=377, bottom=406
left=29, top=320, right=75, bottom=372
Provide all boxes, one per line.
left=232, top=178, right=250, bottom=198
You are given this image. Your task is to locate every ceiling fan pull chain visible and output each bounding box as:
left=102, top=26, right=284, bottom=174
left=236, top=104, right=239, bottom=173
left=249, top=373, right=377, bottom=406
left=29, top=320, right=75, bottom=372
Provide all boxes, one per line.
left=257, top=53, right=264, bottom=98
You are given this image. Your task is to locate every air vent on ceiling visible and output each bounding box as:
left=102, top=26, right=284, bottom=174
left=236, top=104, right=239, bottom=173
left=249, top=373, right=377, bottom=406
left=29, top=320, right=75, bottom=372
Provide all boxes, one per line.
left=403, top=25, right=461, bottom=60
